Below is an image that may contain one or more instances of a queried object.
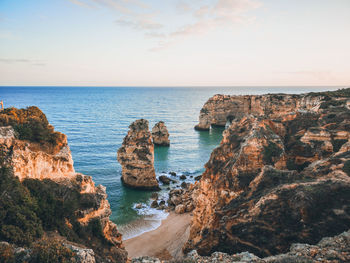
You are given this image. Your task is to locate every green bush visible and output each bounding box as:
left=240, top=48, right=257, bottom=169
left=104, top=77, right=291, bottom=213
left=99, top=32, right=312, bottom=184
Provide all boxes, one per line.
left=0, top=167, right=43, bottom=246
left=0, top=243, right=15, bottom=263
left=263, top=142, right=282, bottom=165
left=319, top=100, right=343, bottom=109
left=29, top=240, right=76, bottom=263
left=343, top=160, right=350, bottom=176
left=22, top=179, right=81, bottom=241
left=0, top=106, right=64, bottom=152
left=332, top=139, right=347, bottom=152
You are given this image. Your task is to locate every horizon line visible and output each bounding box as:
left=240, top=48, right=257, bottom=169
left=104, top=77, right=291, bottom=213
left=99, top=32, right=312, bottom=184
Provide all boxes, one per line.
left=1, top=85, right=348, bottom=88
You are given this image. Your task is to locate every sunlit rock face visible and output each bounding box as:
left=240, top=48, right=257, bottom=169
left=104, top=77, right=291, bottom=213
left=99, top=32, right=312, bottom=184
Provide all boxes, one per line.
left=151, top=121, right=170, bottom=146
left=0, top=107, right=128, bottom=263
left=117, top=119, right=159, bottom=190
left=0, top=126, right=75, bottom=181
left=194, top=93, right=323, bottom=130
left=185, top=88, right=350, bottom=257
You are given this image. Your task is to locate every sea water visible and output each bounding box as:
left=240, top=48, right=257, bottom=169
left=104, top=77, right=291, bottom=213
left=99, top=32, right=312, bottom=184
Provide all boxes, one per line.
left=0, top=86, right=342, bottom=239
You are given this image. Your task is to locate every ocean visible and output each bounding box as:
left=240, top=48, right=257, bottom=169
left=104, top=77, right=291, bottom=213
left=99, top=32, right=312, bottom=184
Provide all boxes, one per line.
left=0, top=86, right=342, bottom=239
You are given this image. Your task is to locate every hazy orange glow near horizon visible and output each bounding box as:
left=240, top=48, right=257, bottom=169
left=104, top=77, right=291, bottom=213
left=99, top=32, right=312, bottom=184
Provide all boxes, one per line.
left=0, top=0, right=349, bottom=87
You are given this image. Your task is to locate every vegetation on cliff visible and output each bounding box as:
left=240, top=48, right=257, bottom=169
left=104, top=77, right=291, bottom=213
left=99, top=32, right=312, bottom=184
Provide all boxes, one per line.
left=186, top=88, right=350, bottom=257
left=0, top=105, right=127, bottom=262
left=0, top=158, right=125, bottom=262
left=0, top=164, right=106, bottom=247
left=0, top=166, right=43, bottom=246
left=0, top=106, right=66, bottom=154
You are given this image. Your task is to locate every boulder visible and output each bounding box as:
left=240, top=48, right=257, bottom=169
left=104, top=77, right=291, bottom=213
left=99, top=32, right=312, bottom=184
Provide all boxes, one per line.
left=181, top=182, right=188, bottom=189
left=151, top=121, right=170, bottom=146
left=150, top=200, right=158, bottom=208
left=151, top=192, right=158, bottom=200
left=159, top=175, right=171, bottom=185
left=194, top=175, right=202, bottom=181
left=117, top=119, right=159, bottom=190
left=175, top=204, right=186, bottom=214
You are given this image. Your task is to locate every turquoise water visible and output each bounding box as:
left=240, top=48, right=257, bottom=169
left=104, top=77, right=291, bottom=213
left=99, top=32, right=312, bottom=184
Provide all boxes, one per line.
left=0, top=86, right=342, bottom=238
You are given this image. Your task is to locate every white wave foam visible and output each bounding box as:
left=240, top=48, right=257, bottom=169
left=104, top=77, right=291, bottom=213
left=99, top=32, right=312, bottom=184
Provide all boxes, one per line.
left=119, top=204, right=169, bottom=240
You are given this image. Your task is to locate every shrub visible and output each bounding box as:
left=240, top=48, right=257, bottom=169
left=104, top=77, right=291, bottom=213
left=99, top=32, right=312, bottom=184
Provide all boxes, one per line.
left=0, top=106, right=65, bottom=152
left=263, top=142, right=282, bottom=165
left=22, top=179, right=81, bottom=241
left=343, top=160, right=350, bottom=176
left=0, top=166, right=43, bottom=246
left=29, top=240, right=76, bottom=263
left=332, top=139, right=347, bottom=152
left=319, top=100, right=343, bottom=109
left=0, top=243, right=15, bottom=263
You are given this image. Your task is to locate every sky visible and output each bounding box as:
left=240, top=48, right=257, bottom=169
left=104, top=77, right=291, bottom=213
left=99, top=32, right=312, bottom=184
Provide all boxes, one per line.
left=0, top=0, right=349, bottom=86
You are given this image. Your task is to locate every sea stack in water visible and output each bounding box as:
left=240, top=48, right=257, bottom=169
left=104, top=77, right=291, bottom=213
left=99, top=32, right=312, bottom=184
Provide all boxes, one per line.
left=151, top=121, right=170, bottom=146
left=117, top=119, right=159, bottom=190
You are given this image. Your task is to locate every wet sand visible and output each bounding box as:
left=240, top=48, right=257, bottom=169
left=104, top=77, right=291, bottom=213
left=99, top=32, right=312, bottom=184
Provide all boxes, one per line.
left=124, top=212, right=192, bottom=260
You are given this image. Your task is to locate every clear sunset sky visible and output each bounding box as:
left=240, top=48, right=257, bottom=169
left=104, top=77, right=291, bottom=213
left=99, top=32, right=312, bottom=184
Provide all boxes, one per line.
left=0, top=0, right=349, bottom=86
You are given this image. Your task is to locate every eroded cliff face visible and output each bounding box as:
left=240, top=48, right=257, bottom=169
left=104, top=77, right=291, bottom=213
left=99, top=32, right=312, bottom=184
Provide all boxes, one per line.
left=133, top=230, right=350, bottom=263
left=151, top=121, right=170, bottom=146
left=185, top=88, right=350, bottom=257
left=117, top=119, right=159, bottom=190
left=195, top=93, right=324, bottom=130
left=0, top=126, right=75, bottom=181
left=0, top=108, right=127, bottom=263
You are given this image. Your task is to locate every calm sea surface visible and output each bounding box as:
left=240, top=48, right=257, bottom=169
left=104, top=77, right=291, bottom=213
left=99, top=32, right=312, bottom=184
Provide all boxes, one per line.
left=0, top=86, right=342, bottom=238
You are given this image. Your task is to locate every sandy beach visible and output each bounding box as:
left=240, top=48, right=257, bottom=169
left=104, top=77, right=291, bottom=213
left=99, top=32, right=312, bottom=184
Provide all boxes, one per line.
left=124, top=212, right=192, bottom=260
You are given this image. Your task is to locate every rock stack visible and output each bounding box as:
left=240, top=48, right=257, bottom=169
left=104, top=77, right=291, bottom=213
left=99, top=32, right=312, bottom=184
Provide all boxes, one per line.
left=117, top=119, right=159, bottom=190
left=151, top=121, right=170, bottom=146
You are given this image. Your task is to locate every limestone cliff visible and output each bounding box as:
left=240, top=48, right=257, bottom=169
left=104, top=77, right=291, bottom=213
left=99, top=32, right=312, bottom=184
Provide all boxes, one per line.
left=117, top=119, right=159, bottom=190
left=151, top=121, right=170, bottom=146
left=0, top=107, right=127, bottom=263
left=0, top=126, right=75, bottom=181
left=132, top=230, right=350, bottom=262
left=185, top=88, right=350, bottom=257
left=195, top=93, right=324, bottom=130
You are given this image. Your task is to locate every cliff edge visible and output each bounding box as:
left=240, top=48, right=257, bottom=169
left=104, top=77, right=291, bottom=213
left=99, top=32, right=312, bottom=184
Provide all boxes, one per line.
left=0, top=107, right=127, bottom=263
left=186, top=88, right=350, bottom=257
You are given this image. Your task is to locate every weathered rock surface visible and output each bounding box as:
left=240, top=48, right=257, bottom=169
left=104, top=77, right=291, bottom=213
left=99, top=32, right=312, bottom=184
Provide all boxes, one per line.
left=65, top=244, right=96, bottom=263
left=195, top=93, right=324, bottom=130
left=0, top=125, right=75, bottom=181
left=183, top=230, right=350, bottom=262
left=167, top=185, right=198, bottom=214
left=131, top=224, right=350, bottom=262
left=117, top=119, right=159, bottom=190
left=159, top=175, right=172, bottom=185
left=0, top=107, right=128, bottom=263
left=152, top=121, right=170, bottom=146
left=185, top=88, right=350, bottom=257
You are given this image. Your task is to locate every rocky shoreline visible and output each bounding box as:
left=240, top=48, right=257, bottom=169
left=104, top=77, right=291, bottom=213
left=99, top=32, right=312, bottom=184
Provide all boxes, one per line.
left=1, top=88, right=350, bottom=263
left=132, top=229, right=350, bottom=262
left=186, top=88, right=350, bottom=257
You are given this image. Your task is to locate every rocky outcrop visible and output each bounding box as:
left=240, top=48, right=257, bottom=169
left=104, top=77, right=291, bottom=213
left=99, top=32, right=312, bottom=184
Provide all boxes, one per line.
left=185, top=88, right=350, bottom=257
left=117, top=119, right=159, bottom=190
left=152, top=121, right=170, bottom=146
left=0, top=107, right=128, bottom=263
left=131, top=229, right=350, bottom=262
left=195, top=93, right=324, bottom=130
left=184, top=230, right=350, bottom=262
left=167, top=185, right=198, bottom=214
left=0, top=126, right=75, bottom=181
